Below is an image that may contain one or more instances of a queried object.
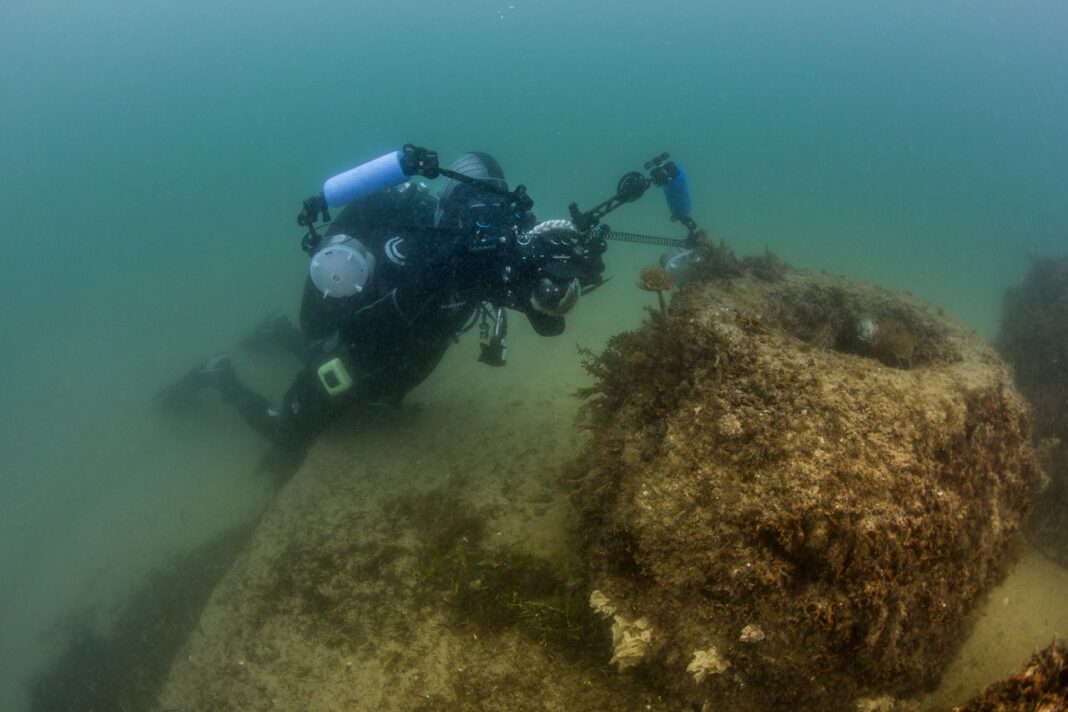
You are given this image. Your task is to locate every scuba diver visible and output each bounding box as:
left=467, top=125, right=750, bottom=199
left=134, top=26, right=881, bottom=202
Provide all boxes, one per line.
left=158, top=148, right=606, bottom=475
left=159, top=144, right=701, bottom=477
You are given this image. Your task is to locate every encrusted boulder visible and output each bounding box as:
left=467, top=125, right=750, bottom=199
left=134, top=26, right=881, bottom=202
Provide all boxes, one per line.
left=568, top=243, right=1042, bottom=710
left=997, top=256, right=1068, bottom=562
left=952, top=639, right=1068, bottom=711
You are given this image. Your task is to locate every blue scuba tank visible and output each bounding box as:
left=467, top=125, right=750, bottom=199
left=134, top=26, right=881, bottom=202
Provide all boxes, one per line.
left=323, top=150, right=409, bottom=207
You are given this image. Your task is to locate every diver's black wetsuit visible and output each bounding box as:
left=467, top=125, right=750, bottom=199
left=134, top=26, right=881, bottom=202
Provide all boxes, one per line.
left=225, top=183, right=572, bottom=458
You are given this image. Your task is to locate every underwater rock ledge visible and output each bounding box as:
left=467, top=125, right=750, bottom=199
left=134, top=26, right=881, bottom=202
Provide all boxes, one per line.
left=568, top=243, right=1043, bottom=711
left=996, top=255, right=1068, bottom=565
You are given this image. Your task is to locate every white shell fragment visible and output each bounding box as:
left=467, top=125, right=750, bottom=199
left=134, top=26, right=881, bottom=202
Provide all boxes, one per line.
left=609, top=616, right=654, bottom=670
left=589, top=589, right=616, bottom=618
left=589, top=590, right=653, bottom=670
left=687, top=647, right=730, bottom=683
left=739, top=623, right=766, bottom=643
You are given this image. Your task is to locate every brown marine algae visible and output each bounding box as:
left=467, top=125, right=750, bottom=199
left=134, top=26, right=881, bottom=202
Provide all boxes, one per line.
left=569, top=244, right=1042, bottom=710
left=638, top=265, right=674, bottom=317
left=952, top=639, right=1068, bottom=711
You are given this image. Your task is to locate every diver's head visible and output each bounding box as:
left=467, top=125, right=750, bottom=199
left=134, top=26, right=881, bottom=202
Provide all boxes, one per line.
left=435, top=152, right=525, bottom=232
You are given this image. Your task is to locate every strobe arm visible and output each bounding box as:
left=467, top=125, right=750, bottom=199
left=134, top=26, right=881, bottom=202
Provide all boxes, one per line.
left=401, top=144, right=534, bottom=217
left=676, top=215, right=699, bottom=243
left=644, top=152, right=677, bottom=187
left=569, top=152, right=701, bottom=244
left=297, top=195, right=331, bottom=254
left=399, top=144, right=441, bottom=179
left=297, top=195, right=330, bottom=227
left=568, top=171, right=652, bottom=233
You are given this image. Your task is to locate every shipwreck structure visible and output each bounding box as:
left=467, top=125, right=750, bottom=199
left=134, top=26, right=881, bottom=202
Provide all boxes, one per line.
left=569, top=243, right=1042, bottom=709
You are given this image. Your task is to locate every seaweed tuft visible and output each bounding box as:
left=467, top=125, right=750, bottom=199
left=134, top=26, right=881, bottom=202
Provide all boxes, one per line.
left=392, top=488, right=607, bottom=657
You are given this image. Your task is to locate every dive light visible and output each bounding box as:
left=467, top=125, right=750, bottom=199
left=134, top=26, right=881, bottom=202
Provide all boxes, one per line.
left=662, top=164, right=692, bottom=220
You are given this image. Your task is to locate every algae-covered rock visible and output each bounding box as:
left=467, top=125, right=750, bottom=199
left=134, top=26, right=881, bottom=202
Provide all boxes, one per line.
left=997, top=255, right=1068, bottom=562
left=951, top=639, right=1068, bottom=711
left=569, top=244, right=1042, bottom=710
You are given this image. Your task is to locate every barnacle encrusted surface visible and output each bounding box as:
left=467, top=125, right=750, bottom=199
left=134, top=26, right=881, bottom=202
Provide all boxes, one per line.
left=569, top=245, right=1041, bottom=710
